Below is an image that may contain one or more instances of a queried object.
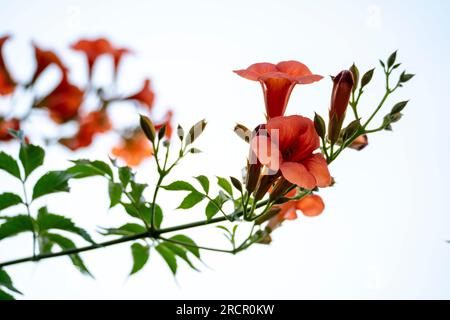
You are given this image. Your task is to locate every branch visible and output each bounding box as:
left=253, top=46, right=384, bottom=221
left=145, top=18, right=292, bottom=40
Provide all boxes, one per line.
left=0, top=200, right=269, bottom=268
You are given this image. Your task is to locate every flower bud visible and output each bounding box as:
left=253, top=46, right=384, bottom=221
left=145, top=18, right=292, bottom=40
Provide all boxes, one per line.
left=328, top=70, right=354, bottom=144
left=349, top=63, right=359, bottom=93
left=186, top=119, right=207, bottom=145
left=139, top=114, right=155, bottom=142
left=341, top=119, right=361, bottom=142
left=234, top=123, right=251, bottom=143
left=348, top=134, right=368, bottom=151
left=176, top=124, right=184, bottom=141
left=245, top=160, right=260, bottom=193
left=253, top=172, right=280, bottom=202
left=245, top=124, right=266, bottom=193
left=254, top=207, right=281, bottom=225
left=313, top=112, right=326, bottom=139
left=269, top=177, right=293, bottom=202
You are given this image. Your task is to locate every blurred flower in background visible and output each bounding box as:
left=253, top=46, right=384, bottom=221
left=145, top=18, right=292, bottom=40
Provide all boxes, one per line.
left=0, top=35, right=173, bottom=166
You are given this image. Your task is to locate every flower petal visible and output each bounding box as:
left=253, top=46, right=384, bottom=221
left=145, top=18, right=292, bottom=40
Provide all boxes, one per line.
left=250, top=133, right=281, bottom=171
left=259, top=77, right=295, bottom=118
left=296, top=194, right=325, bottom=217
left=292, top=74, right=323, bottom=84
left=276, top=60, right=312, bottom=77
left=280, top=161, right=316, bottom=190
left=302, top=153, right=331, bottom=187
left=233, top=62, right=277, bottom=81
left=266, top=115, right=319, bottom=161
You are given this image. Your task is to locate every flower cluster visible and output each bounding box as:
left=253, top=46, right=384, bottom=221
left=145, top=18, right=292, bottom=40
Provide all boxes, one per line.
left=0, top=50, right=413, bottom=299
left=234, top=53, right=413, bottom=235
left=0, top=35, right=172, bottom=166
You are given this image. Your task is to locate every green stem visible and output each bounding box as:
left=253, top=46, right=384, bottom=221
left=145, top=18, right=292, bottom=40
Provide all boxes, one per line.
left=158, top=236, right=234, bottom=254
left=204, top=194, right=232, bottom=222
left=0, top=199, right=270, bottom=269
left=21, top=179, right=36, bottom=258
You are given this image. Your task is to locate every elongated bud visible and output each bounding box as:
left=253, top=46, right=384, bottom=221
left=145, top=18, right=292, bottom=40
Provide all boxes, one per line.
left=139, top=114, right=155, bottom=142
left=245, top=159, right=261, bottom=193
left=254, top=207, right=281, bottom=225
left=186, top=119, right=207, bottom=145
left=341, top=119, right=361, bottom=142
left=328, top=70, right=354, bottom=144
left=349, top=64, right=359, bottom=93
left=230, top=176, right=243, bottom=193
left=269, top=177, right=293, bottom=202
left=253, top=172, right=280, bottom=202
left=313, top=113, right=326, bottom=139
left=176, top=124, right=184, bottom=141
left=158, top=124, right=166, bottom=140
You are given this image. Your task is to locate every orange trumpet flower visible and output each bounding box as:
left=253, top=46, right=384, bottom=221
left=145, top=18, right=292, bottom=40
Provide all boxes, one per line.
left=30, top=45, right=67, bottom=84
left=267, top=193, right=325, bottom=231
left=234, top=61, right=322, bottom=119
left=124, top=79, right=155, bottom=110
left=59, top=110, right=111, bottom=150
left=251, top=115, right=331, bottom=190
left=71, top=38, right=113, bottom=79
left=36, top=76, right=84, bottom=123
left=112, top=131, right=153, bottom=167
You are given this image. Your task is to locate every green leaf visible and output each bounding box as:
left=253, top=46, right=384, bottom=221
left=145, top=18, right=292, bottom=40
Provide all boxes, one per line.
left=32, top=171, right=72, bottom=200
left=19, top=143, right=45, bottom=179
left=162, top=181, right=196, bottom=192
left=0, top=151, right=21, bottom=179
left=121, top=202, right=142, bottom=219
left=178, top=191, right=205, bottom=209
left=144, top=203, right=163, bottom=229
left=170, top=234, right=200, bottom=258
left=129, top=181, right=147, bottom=203
left=130, top=243, right=150, bottom=275
left=155, top=243, right=177, bottom=275
left=46, top=233, right=93, bottom=277
left=217, top=176, right=233, bottom=197
left=0, top=269, right=21, bottom=295
left=119, top=166, right=133, bottom=187
left=387, top=50, right=397, bottom=69
left=100, top=223, right=147, bottom=236
left=108, top=181, right=122, bottom=208
left=0, top=193, right=22, bottom=211
left=360, top=69, right=375, bottom=88
left=67, top=159, right=113, bottom=179
left=0, top=288, right=14, bottom=300
left=0, top=215, right=34, bottom=240
left=163, top=242, right=198, bottom=271
left=205, top=195, right=224, bottom=220
left=195, top=175, right=209, bottom=194
left=36, top=207, right=94, bottom=243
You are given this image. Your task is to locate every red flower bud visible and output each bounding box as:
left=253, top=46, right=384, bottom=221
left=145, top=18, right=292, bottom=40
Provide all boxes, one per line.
left=328, top=70, right=354, bottom=144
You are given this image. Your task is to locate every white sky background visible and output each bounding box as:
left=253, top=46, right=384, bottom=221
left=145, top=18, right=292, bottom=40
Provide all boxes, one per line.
left=1, top=0, right=450, bottom=299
